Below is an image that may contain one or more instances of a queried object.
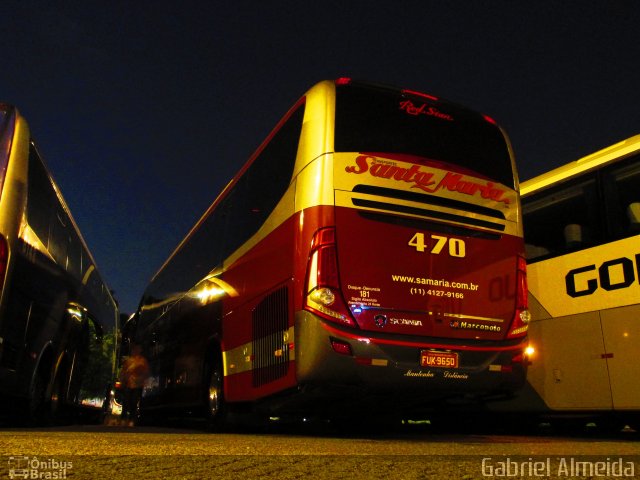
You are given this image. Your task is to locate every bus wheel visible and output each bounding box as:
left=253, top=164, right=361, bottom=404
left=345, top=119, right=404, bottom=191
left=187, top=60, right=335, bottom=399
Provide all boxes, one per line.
left=205, top=358, right=227, bottom=430
left=28, top=368, right=49, bottom=425
left=48, top=369, right=68, bottom=424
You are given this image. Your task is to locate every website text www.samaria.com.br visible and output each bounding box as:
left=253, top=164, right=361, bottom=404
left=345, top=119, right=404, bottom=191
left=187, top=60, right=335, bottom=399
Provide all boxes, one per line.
left=391, top=274, right=479, bottom=291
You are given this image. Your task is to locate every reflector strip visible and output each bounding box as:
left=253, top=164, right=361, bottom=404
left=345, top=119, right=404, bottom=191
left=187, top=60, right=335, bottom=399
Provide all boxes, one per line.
left=320, top=320, right=527, bottom=351
left=429, top=311, right=504, bottom=323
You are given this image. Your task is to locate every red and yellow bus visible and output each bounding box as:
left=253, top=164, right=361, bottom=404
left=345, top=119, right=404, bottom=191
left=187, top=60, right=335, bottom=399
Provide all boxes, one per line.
left=132, top=79, right=530, bottom=424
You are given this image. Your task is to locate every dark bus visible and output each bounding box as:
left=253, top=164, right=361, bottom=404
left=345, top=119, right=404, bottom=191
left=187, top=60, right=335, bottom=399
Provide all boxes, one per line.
left=0, top=104, right=118, bottom=423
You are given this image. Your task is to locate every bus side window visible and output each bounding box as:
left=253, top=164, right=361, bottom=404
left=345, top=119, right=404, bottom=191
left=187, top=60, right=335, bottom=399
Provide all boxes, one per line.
left=563, top=223, right=583, bottom=251
left=139, top=102, right=304, bottom=315
left=26, top=143, right=55, bottom=248
left=222, top=103, right=304, bottom=260
left=603, top=154, right=640, bottom=239
left=67, top=229, right=83, bottom=280
left=628, top=203, right=640, bottom=233
left=49, top=208, right=70, bottom=271
left=524, top=243, right=550, bottom=261
left=522, top=177, right=599, bottom=262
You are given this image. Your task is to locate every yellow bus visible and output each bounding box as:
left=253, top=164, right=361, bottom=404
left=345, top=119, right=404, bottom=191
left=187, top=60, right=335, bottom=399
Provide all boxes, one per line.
left=132, top=78, right=530, bottom=425
left=521, top=134, right=640, bottom=429
left=0, top=104, right=118, bottom=424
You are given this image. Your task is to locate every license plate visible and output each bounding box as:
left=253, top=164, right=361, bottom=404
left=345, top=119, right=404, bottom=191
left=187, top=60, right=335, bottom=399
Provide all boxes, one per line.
left=420, top=350, right=458, bottom=368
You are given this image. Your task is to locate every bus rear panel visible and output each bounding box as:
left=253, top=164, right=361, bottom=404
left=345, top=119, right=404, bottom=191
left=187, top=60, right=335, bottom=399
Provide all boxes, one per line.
left=294, top=81, right=528, bottom=407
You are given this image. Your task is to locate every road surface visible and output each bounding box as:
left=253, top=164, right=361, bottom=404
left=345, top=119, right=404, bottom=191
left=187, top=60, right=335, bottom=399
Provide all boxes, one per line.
left=1, top=421, right=638, bottom=479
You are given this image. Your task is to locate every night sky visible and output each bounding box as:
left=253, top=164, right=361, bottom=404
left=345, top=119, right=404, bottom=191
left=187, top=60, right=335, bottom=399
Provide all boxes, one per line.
left=2, top=1, right=639, bottom=314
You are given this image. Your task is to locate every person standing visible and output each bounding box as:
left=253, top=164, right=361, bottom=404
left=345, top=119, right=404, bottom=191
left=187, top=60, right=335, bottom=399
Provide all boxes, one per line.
left=120, top=345, right=149, bottom=426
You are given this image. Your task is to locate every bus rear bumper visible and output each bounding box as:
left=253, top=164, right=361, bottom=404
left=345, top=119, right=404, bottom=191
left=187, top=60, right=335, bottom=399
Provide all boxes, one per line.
left=294, top=311, right=528, bottom=402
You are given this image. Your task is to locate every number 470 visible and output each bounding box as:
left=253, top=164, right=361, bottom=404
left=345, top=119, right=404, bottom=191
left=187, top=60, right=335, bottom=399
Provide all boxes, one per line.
left=408, top=232, right=466, bottom=258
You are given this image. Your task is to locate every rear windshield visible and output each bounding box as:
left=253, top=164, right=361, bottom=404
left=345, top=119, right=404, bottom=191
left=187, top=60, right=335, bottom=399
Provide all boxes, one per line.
left=334, top=84, right=514, bottom=188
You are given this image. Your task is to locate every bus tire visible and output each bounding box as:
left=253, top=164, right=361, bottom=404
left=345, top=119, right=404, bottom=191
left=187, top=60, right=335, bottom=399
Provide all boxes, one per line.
left=204, top=355, right=227, bottom=430
left=28, top=355, right=54, bottom=425
left=48, top=366, right=69, bottom=424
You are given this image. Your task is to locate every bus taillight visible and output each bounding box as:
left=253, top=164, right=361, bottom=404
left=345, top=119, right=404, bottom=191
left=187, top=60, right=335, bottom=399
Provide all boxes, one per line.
left=507, top=255, right=531, bottom=338
left=401, top=88, right=439, bottom=102
left=305, top=227, right=357, bottom=328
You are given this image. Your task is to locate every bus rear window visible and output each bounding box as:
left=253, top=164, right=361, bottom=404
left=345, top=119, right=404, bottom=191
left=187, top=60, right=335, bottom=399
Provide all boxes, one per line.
left=334, top=84, right=514, bottom=187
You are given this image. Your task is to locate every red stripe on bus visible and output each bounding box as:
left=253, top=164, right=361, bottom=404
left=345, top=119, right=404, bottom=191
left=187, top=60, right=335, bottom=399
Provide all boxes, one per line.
left=319, top=320, right=527, bottom=352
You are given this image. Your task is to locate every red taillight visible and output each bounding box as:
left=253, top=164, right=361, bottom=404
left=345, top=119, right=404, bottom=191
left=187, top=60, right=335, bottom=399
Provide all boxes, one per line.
left=401, top=89, right=439, bottom=101
left=314, top=246, right=339, bottom=287
left=335, top=77, right=352, bottom=85
left=483, top=114, right=497, bottom=125
left=0, top=235, right=8, bottom=292
left=305, top=227, right=357, bottom=328
left=330, top=339, right=352, bottom=356
left=507, top=255, right=531, bottom=338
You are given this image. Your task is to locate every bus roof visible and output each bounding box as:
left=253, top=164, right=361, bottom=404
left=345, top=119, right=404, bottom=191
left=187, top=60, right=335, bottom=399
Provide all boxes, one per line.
left=520, top=134, right=640, bottom=197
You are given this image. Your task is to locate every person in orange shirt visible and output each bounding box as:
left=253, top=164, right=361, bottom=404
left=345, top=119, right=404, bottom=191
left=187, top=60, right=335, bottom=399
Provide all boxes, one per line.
left=120, top=345, right=149, bottom=425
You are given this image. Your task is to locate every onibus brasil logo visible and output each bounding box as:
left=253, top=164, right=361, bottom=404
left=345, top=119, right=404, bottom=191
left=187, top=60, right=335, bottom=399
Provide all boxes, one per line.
left=7, top=456, right=72, bottom=479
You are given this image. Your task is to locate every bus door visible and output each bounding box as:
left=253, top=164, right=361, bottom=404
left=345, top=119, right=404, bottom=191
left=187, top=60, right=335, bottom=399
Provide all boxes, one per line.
left=601, top=304, right=640, bottom=410
left=526, top=250, right=617, bottom=411
left=525, top=305, right=613, bottom=411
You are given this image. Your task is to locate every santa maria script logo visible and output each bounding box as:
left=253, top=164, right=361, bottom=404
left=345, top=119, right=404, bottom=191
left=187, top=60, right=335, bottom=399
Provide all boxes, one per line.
left=345, top=155, right=510, bottom=204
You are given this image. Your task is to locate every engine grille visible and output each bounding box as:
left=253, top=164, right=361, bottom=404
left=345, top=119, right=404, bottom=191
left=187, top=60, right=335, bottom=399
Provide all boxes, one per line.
left=252, top=285, right=290, bottom=387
